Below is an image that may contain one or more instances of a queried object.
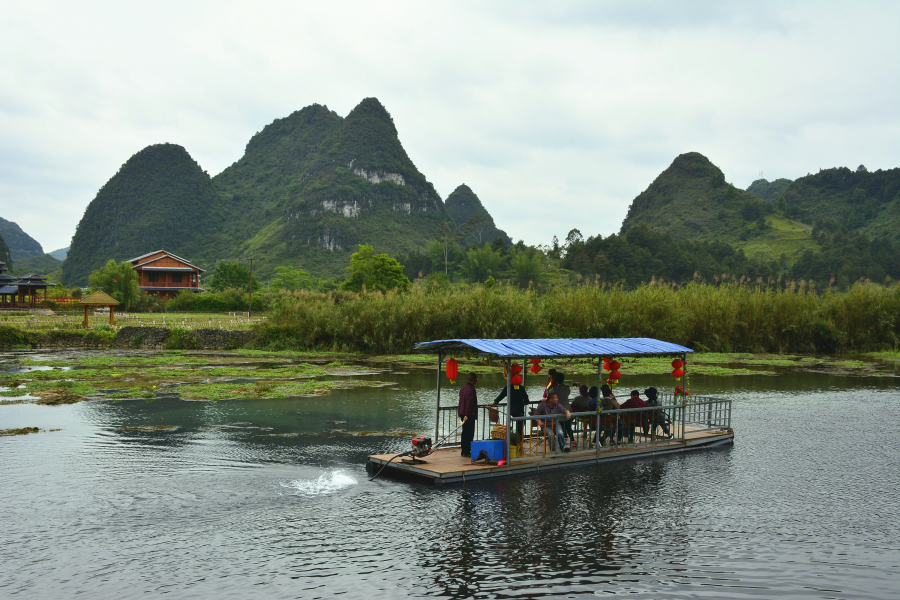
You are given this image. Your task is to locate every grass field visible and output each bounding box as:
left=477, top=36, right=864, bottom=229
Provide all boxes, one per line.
left=735, top=214, right=816, bottom=263
left=0, top=310, right=264, bottom=332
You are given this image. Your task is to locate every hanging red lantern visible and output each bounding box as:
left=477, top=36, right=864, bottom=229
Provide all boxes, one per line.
left=672, top=368, right=684, bottom=378
left=511, top=374, right=523, bottom=386
left=446, top=358, right=459, bottom=384
left=609, top=360, right=621, bottom=371
left=510, top=364, right=522, bottom=375
left=530, top=364, right=542, bottom=374
left=610, top=370, right=622, bottom=380
left=672, top=359, right=684, bottom=369
left=530, top=358, right=541, bottom=365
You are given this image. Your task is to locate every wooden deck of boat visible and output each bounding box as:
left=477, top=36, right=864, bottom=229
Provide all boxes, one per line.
left=367, top=426, right=733, bottom=484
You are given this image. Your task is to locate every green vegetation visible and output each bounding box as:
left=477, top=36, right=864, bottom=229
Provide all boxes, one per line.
left=620, top=152, right=776, bottom=244
left=63, top=143, right=223, bottom=285
left=89, top=259, right=141, bottom=308
left=0, top=427, right=40, bottom=436
left=778, top=165, right=900, bottom=240
left=258, top=281, right=900, bottom=354
left=340, top=244, right=410, bottom=292
left=0, top=216, right=44, bottom=260
left=444, top=184, right=511, bottom=246
left=206, top=261, right=259, bottom=292
left=747, top=178, right=793, bottom=202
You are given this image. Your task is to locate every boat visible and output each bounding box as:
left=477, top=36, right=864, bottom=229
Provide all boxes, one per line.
left=366, top=338, right=733, bottom=485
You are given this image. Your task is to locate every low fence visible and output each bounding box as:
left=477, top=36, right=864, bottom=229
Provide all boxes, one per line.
left=505, top=395, right=731, bottom=462
left=436, top=403, right=508, bottom=447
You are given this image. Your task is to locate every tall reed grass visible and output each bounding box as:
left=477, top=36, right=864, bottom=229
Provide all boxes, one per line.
left=256, top=282, right=900, bottom=354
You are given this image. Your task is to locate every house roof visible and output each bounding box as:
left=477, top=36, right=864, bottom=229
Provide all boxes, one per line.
left=412, top=338, right=693, bottom=359
left=79, top=290, right=121, bottom=306
left=127, top=249, right=205, bottom=272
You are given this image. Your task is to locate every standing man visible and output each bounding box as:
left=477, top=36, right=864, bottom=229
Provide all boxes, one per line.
left=490, top=377, right=529, bottom=451
left=458, top=372, right=478, bottom=457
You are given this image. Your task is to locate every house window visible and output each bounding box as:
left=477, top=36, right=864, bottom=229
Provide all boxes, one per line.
left=172, top=273, right=183, bottom=283
left=191, top=273, right=197, bottom=283
left=148, top=273, right=159, bottom=282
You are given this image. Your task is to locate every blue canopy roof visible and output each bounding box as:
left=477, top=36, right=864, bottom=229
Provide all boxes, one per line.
left=412, top=338, right=692, bottom=358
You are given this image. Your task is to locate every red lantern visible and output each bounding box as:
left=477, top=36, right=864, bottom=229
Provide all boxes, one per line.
left=672, top=368, right=684, bottom=378
left=609, top=360, right=621, bottom=371
left=511, top=374, right=523, bottom=386
left=446, top=358, right=459, bottom=384
left=672, top=359, right=684, bottom=369
left=510, top=364, right=522, bottom=375
left=610, top=370, right=621, bottom=380
left=530, top=358, right=541, bottom=365
left=530, top=364, right=542, bottom=374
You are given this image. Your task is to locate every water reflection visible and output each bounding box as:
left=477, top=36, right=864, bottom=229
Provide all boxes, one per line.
left=2, top=350, right=899, bottom=598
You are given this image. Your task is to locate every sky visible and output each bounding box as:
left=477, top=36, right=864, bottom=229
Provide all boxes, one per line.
left=1, top=0, right=899, bottom=254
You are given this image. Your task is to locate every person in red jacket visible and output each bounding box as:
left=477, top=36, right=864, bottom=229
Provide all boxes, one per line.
left=458, top=373, right=478, bottom=457
left=619, top=389, right=647, bottom=443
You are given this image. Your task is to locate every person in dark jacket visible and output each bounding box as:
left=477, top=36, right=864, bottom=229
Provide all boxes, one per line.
left=458, top=373, right=478, bottom=457
left=490, top=379, right=529, bottom=447
left=619, top=389, right=647, bottom=443
left=643, top=386, right=671, bottom=438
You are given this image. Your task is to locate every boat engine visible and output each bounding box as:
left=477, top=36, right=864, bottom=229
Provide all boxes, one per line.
left=410, top=436, right=432, bottom=458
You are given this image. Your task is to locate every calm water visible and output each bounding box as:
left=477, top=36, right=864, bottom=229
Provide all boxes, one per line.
left=2, top=351, right=899, bottom=599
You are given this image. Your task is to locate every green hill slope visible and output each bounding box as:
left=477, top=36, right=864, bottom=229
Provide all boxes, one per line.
left=212, top=98, right=454, bottom=279
left=63, top=143, right=222, bottom=285
left=747, top=177, right=793, bottom=202
left=621, top=152, right=817, bottom=264
left=445, top=184, right=512, bottom=246
left=0, top=217, right=44, bottom=260
left=778, top=166, right=900, bottom=240
left=0, top=232, right=11, bottom=269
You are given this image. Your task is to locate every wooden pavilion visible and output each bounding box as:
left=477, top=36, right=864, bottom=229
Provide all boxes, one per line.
left=79, top=290, right=120, bottom=328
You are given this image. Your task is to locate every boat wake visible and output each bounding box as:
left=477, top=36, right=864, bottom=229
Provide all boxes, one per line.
left=281, top=470, right=358, bottom=496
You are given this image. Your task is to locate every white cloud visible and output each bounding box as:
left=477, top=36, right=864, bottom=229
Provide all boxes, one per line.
left=0, top=0, right=898, bottom=253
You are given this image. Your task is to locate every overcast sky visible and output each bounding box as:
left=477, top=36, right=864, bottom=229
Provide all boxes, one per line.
left=1, top=1, right=898, bottom=254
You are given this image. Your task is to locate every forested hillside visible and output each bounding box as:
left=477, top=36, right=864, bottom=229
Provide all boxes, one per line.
left=445, top=184, right=512, bottom=246
left=0, top=217, right=44, bottom=259
left=0, top=232, right=11, bottom=269
left=621, top=153, right=775, bottom=241
left=63, top=143, right=222, bottom=285
left=211, top=98, right=454, bottom=279
left=777, top=166, right=900, bottom=240
left=747, top=177, right=793, bottom=201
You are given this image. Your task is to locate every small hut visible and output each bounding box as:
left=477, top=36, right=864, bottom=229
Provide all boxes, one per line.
left=79, top=290, right=121, bottom=328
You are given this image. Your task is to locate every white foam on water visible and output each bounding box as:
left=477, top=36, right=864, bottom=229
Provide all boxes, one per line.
left=281, top=469, right=358, bottom=496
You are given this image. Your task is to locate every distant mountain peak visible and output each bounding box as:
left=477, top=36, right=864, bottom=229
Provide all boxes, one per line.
left=445, top=184, right=512, bottom=246
left=347, top=97, right=397, bottom=134
left=0, top=216, right=44, bottom=259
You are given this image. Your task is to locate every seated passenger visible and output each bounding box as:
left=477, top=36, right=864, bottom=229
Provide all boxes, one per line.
left=571, top=384, right=591, bottom=412
left=597, top=384, right=622, bottom=446
left=587, top=386, right=600, bottom=412
left=619, top=389, right=648, bottom=443
left=643, top=386, right=672, bottom=438
left=532, top=392, right=571, bottom=453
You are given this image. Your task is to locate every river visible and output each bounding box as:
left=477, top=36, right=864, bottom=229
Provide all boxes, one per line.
left=1, top=350, right=898, bottom=598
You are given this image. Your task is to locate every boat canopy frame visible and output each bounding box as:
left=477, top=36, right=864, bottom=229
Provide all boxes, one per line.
left=413, top=338, right=693, bottom=460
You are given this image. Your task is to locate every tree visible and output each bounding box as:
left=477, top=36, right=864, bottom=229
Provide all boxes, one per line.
left=464, top=213, right=491, bottom=244
left=433, top=222, right=462, bottom=274
left=510, top=247, right=543, bottom=287
left=271, top=266, right=313, bottom=291
left=88, top=260, right=140, bottom=308
left=207, top=261, right=258, bottom=292
left=341, top=244, right=411, bottom=292
left=464, top=244, right=501, bottom=283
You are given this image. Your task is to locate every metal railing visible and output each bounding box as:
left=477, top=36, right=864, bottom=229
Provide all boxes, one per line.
left=510, top=404, right=680, bottom=460
left=683, top=396, right=732, bottom=432
left=436, top=403, right=508, bottom=447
